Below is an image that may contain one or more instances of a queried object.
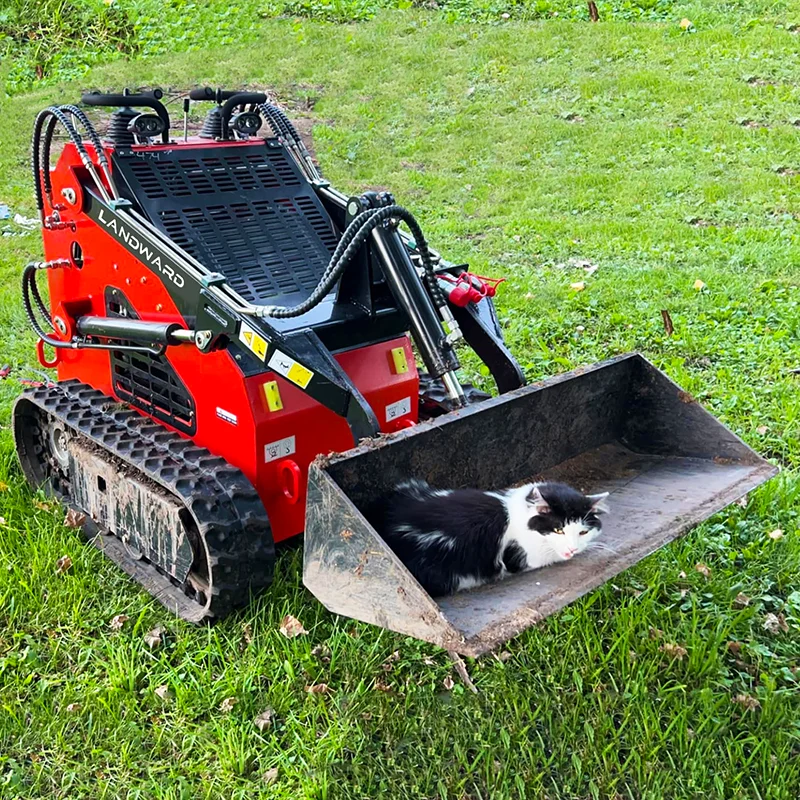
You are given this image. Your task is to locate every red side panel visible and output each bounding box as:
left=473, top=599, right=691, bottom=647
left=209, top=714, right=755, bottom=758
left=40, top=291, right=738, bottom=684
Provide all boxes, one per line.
left=244, top=337, right=418, bottom=542
left=40, top=142, right=419, bottom=543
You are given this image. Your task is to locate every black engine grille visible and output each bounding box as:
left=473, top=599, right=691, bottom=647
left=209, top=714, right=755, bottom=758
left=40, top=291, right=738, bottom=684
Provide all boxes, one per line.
left=113, top=143, right=338, bottom=304
left=106, top=289, right=196, bottom=435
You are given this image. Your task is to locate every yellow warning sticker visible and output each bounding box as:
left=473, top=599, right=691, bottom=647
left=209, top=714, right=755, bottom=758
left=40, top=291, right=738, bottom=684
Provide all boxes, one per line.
left=287, top=363, right=313, bottom=388
left=268, top=349, right=314, bottom=389
left=239, top=322, right=268, bottom=361
left=390, top=346, right=409, bottom=374
left=263, top=380, right=283, bottom=412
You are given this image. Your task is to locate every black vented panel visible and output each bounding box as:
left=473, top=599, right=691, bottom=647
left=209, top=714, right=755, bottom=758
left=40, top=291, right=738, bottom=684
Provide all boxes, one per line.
left=113, top=350, right=196, bottom=435
left=113, top=143, right=337, bottom=304
left=106, top=289, right=196, bottom=435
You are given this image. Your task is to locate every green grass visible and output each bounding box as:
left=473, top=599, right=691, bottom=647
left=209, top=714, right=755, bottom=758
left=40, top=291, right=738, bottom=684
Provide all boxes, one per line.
left=2, top=10, right=800, bottom=799
left=3, top=0, right=800, bottom=95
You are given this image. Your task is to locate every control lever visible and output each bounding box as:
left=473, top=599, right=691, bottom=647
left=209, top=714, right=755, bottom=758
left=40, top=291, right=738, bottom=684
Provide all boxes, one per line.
left=81, top=89, right=170, bottom=143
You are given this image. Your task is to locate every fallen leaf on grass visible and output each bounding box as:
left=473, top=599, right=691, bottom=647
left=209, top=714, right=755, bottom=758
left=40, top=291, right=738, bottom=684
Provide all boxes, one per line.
left=262, top=767, right=279, bottom=784
left=768, top=528, right=784, bottom=540
left=55, top=555, right=73, bottom=575
left=727, top=641, right=743, bottom=655
left=279, top=614, right=307, bottom=638
left=64, top=508, right=86, bottom=528
left=34, top=500, right=55, bottom=512
left=155, top=685, right=171, bottom=701
left=693, top=279, right=706, bottom=291
left=733, top=693, right=761, bottom=711
left=306, top=683, right=331, bottom=694
left=756, top=425, right=769, bottom=436
left=659, top=643, right=688, bottom=660
left=0, top=481, right=8, bottom=492
left=109, top=614, right=129, bottom=631
left=679, top=17, right=693, bottom=30
left=570, top=281, right=586, bottom=292
left=144, top=626, right=165, bottom=649
left=695, top=563, right=711, bottom=579
left=254, top=708, right=275, bottom=731
left=661, top=310, right=674, bottom=337
left=65, top=703, right=81, bottom=713
left=381, top=650, right=401, bottom=672
left=733, top=593, right=751, bottom=608
left=311, top=644, right=331, bottom=663
left=495, top=651, right=513, bottom=663
left=442, top=675, right=455, bottom=690
left=736, top=495, right=749, bottom=508
left=219, top=697, right=238, bottom=713
left=648, top=626, right=665, bottom=639
left=763, top=612, right=789, bottom=635
left=374, top=679, right=393, bottom=693
left=241, top=622, right=253, bottom=646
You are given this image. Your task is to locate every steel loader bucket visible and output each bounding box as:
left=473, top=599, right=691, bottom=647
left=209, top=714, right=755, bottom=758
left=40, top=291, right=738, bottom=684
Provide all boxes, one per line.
left=303, top=354, right=776, bottom=656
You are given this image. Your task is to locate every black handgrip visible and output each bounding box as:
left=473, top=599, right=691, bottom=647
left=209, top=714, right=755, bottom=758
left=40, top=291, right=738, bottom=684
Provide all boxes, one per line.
left=81, top=92, right=170, bottom=143
left=188, top=86, right=245, bottom=102
left=220, top=92, right=267, bottom=140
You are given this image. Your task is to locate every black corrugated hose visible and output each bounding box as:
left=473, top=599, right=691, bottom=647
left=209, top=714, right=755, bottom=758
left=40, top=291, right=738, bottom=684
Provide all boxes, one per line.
left=258, top=204, right=446, bottom=319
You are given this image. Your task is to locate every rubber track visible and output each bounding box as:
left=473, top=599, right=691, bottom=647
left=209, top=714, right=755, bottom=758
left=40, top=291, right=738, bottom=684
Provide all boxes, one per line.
left=19, top=379, right=274, bottom=621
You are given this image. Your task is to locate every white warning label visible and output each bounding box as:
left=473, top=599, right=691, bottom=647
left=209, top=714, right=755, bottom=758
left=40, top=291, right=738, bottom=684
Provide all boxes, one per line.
left=216, top=407, right=238, bottom=426
left=239, top=322, right=268, bottom=361
left=265, top=435, right=296, bottom=463
left=267, top=349, right=314, bottom=389
left=385, top=396, right=412, bottom=422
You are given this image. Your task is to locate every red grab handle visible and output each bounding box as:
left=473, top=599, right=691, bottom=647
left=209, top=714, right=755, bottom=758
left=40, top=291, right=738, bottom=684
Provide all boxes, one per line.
left=278, top=459, right=302, bottom=504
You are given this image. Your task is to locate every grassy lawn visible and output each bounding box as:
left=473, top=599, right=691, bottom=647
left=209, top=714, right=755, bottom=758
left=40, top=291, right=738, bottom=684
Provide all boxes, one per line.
left=2, top=9, right=800, bottom=799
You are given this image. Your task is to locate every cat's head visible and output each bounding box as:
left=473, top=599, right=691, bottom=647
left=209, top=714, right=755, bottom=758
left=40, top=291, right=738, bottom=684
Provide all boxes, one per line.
left=525, top=482, right=609, bottom=561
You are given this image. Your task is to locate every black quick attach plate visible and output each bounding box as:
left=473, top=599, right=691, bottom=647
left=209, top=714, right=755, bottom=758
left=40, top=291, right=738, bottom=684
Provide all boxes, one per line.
left=112, top=140, right=338, bottom=305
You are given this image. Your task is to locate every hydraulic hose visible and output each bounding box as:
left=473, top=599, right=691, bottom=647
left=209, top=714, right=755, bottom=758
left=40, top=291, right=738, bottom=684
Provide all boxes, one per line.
left=59, top=104, right=119, bottom=199
left=258, top=102, right=321, bottom=180
left=255, top=205, right=445, bottom=319
left=31, top=109, right=57, bottom=213
left=258, top=102, right=294, bottom=142
left=22, top=262, right=72, bottom=350
left=23, top=263, right=161, bottom=355
left=31, top=106, right=111, bottom=212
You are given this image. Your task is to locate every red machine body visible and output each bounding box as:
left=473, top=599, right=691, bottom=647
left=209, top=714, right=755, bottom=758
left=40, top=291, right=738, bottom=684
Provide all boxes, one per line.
left=41, top=141, right=419, bottom=542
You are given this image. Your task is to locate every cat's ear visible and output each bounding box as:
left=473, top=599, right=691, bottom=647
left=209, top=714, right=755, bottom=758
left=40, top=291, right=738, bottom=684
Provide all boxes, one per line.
left=588, top=492, right=610, bottom=514
left=526, top=486, right=551, bottom=515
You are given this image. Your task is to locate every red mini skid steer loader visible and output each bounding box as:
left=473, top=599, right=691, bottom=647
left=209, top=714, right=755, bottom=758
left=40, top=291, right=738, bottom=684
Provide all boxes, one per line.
left=14, top=88, right=776, bottom=655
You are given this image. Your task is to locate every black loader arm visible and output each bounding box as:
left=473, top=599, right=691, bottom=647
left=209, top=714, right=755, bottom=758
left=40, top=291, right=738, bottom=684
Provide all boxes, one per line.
left=449, top=290, right=526, bottom=394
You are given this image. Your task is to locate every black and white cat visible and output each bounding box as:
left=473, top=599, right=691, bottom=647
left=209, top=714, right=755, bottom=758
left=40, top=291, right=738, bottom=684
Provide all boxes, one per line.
left=378, top=479, right=610, bottom=597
